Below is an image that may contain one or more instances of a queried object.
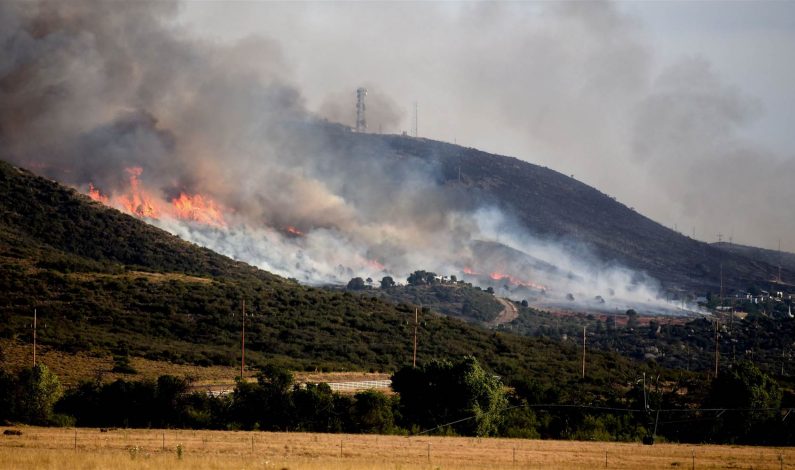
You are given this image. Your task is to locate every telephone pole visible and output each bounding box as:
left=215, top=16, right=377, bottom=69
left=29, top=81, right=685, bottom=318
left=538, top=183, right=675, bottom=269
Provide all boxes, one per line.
left=714, top=319, right=720, bottom=378
left=581, top=326, right=586, bottom=379
left=241, top=299, right=246, bottom=379
left=33, top=308, right=37, bottom=367
left=413, top=307, right=419, bottom=368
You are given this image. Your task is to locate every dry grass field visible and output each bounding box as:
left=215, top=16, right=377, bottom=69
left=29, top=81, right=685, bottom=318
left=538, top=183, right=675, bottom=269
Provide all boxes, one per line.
left=0, top=426, right=792, bottom=470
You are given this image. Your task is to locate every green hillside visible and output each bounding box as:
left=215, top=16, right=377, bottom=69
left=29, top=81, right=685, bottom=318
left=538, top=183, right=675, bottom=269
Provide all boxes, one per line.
left=0, top=159, right=640, bottom=389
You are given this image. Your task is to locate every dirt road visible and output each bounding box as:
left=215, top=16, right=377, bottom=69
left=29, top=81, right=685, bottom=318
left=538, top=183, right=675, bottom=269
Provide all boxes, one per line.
left=488, top=297, right=519, bottom=326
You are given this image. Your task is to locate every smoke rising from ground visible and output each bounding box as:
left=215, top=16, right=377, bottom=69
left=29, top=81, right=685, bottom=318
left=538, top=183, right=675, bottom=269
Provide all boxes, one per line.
left=180, top=1, right=794, bottom=252
left=0, top=1, right=735, bottom=314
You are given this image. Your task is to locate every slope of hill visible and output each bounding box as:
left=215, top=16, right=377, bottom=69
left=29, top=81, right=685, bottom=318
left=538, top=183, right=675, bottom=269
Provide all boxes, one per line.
left=0, top=159, right=642, bottom=389
left=350, top=282, right=504, bottom=324
left=713, top=242, right=795, bottom=287
left=311, top=126, right=792, bottom=293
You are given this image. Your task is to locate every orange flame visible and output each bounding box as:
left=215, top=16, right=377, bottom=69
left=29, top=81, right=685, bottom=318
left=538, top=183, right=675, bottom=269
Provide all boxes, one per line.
left=88, top=183, right=109, bottom=204
left=285, top=226, right=304, bottom=237
left=366, top=259, right=385, bottom=271
left=489, top=271, right=546, bottom=290
left=172, top=193, right=226, bottom=228
left=115, top=167, right=160, bottom=218
left=83, top=167, right=230, bottom=227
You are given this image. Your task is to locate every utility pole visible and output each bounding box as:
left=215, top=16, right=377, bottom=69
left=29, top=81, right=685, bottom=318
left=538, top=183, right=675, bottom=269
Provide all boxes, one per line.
left=581, top=326, right=586, bottom=379
left=413, top=307, right=419, bottom=368
left=241, top=299, right=246, bottom=379
left=719, top=263, right=724, bottom=311
left=714, top=319, right=720, bottom=378
left=779, top=239, right=783, bottom=284
left=33, top=308, right=37, bottom=367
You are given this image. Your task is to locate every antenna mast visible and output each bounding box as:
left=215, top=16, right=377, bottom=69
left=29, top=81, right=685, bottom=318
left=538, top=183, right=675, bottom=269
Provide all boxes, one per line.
left=355, top=88, right=367, bottom=133
left=412, top=101, right=418, bottom=137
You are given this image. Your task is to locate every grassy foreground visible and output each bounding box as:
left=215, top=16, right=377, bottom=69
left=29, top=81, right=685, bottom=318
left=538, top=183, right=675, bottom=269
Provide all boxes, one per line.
left=1, top=427, right=793, bottom=469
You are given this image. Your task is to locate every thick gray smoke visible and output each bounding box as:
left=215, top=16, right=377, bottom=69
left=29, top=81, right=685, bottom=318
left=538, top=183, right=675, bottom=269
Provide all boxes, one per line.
left=0, top=1, right=700, bottom=314
left=180, top=1, right=795, bottom=252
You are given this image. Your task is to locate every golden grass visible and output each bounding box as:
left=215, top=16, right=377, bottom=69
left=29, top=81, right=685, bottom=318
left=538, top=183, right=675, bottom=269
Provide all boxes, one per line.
left=66, top=270, right=213, bottom=284
left=1, top=339, right=390, bottom=390
left=1, top=426, right=792, bottom=470
left=0, top=339, right=239, bottom=387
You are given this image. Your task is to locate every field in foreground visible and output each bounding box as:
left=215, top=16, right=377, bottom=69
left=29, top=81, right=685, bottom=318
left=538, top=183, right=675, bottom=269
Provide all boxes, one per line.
left=1, top=426, right=793, bottom=469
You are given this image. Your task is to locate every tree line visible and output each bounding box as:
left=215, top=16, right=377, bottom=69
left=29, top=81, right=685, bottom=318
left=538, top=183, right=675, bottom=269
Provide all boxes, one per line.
left=1, top=357, right=793, bottom=445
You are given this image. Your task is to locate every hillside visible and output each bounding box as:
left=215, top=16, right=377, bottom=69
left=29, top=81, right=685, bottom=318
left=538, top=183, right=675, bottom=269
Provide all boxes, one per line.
left=713, top=242, right=795, bottom=285
left=0, top=159, right=642, bottom=389
left=307, top=125, right=792, bottom=294
left=349, top=282, right=504, bottom=324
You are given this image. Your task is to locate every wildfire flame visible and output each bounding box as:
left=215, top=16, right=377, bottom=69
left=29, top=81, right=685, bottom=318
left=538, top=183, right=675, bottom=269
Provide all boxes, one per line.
left=463, top=266, right=546, bottom=291
left=285, top=226, right=304, bottom=237
left=172, top=193, right=226, bottom=228
left=489, top=271, right=546, bottom=291
left=88, top=183, right=109, bottom=204
left=84, top=167, right=228, bottom=228
left=366, top=258, right=385, bottom=271
left=116, top=167, right=160, bottom=218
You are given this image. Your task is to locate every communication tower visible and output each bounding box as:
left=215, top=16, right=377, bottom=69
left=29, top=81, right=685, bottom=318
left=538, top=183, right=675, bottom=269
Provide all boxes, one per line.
left=355, top=87, right=367, bottom=132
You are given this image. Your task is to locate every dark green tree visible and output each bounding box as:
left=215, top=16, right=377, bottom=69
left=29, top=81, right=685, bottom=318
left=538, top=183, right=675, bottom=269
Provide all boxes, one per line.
left=380, top=276, right=396, bottom=289
left=346, top=277, right=366, bottom=290
left=626, top=309, right=638, bottom=330
left=292, top=383, right=339, bottom=432
left=391, top=356, right=507, bottom=436
left=352, top=390, right=395, bottom=434
left=15, top=364, right=63, bottom=424
left=706, top=361, right=782, bottom=443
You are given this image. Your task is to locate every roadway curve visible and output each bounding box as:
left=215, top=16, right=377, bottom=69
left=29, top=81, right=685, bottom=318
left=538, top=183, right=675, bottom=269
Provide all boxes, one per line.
left=488, top=297, right=519, bottom=327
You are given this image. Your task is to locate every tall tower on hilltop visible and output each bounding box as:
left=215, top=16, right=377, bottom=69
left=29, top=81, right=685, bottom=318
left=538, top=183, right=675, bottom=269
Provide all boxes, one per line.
left=355, top=87, right=367, bottom=132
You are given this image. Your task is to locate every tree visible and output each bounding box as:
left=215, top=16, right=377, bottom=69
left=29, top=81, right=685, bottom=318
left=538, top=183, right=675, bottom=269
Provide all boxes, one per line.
left=391, top=356, right=507, bottom=436
left=292, top=383, right=339, bottom=432
left=352, top=390, right=395, bottom=434
left=380, top=276, right=396, bottom=289
left=407, top=270, right=437, bottom=286
left=626, top=309, right=638, bottom=330
left=706, top=360, right=782, bottom=443
left=346, top=277, right=366, bottom=290
left=15, top=364, right=63, bottom=424
left=0, top=370, right=17, bottom=423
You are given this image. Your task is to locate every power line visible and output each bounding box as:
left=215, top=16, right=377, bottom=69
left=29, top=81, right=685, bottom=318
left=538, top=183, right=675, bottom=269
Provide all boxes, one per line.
left=414, top=403, right=792, bottom=436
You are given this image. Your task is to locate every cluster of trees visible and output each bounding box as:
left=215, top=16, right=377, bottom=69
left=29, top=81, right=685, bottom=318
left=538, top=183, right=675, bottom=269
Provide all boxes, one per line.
left=0, top=364, right=66, bottom=425
left=2, top=357, right=792, bottom=444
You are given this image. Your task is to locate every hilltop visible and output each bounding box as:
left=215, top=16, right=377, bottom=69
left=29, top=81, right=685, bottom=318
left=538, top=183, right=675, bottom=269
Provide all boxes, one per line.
left=307, top=125, right=792, bottom=294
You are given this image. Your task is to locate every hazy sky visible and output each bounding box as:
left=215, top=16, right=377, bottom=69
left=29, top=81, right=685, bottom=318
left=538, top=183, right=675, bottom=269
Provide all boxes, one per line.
left=177, top=1, right=795, bottom=252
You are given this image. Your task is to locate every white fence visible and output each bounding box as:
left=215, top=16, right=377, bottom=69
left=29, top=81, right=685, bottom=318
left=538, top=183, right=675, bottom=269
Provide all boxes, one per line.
left=321, top=380, right=392, bottom=392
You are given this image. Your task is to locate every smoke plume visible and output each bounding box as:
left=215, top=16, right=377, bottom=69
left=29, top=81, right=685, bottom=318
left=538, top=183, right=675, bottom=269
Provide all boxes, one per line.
left=1, top=1, right=713, bottom=314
